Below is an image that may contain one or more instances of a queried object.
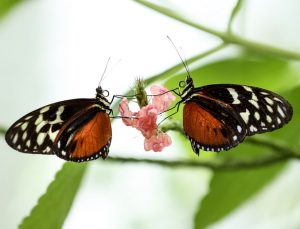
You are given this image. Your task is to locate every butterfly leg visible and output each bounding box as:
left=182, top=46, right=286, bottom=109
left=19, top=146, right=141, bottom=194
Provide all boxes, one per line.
left=157, top=101, right=182, bottom=126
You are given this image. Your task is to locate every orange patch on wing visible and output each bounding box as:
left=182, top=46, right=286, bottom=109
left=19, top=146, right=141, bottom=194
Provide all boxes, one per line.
left=70, top=112, right=112, bottom=159
left=183, top=102, right=230, bottom=146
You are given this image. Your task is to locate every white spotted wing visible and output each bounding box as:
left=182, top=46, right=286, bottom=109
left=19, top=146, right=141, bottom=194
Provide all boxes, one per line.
left=197, top=84, right=293, bottom=136
left=5, top=99, right=97, bottom=154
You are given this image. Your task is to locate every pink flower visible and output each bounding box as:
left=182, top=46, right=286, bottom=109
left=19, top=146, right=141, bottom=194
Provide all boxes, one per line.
left=150, top=85, right=176, bottom=113
left=136, top=105, right=159, bottom=139
left=118, top=84, right=175, bottom=152
left=144, top=133, right=172, bottom=152
left=118, top=98, right=137, bottom=126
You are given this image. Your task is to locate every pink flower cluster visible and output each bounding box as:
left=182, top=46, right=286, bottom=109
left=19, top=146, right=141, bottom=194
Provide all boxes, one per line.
left=118, top=85, right=176, bottom=152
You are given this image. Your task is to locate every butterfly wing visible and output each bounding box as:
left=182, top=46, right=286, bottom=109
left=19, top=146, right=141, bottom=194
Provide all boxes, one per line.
left=5, top=99, right=98, bottom=155
left=53, top=106, right=112, bottom=162
left=183, top=84, right=293, bottom=154
left=183, top=94, right=247, bottom=154
left=197, top=84, right=293, bottom=135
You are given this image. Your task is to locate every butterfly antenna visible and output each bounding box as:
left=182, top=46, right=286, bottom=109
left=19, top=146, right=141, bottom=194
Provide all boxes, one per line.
left=98, top=57, right=111, bottom=87
left=180, top=47, right=192, bottom=77
left=104, top=58, right=122, bottom=81
left=167, top=36, right=191, bottom=78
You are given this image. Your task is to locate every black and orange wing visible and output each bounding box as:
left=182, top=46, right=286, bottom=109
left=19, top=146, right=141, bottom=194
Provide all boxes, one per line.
left=53, top=106, right=112, bottom=162
left=183, top=84, right=292, bottom=154
left=5, top=99, right=97, bottom=155
left=183, top=93, right=247, bottom=154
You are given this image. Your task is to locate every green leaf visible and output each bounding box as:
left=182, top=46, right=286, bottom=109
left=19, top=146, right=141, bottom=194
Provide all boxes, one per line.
left=0, top=0, right=25, bottom=19
left=194, top=163, right=286, bottom=229
left=19, top=162, right=88, bottom=229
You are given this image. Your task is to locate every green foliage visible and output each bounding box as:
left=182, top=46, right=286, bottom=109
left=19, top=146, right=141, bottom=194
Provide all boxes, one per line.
left=19, top=163, right=87, bottom=229
left=194, top=162, right=286, bottom=229
left=0, top=0, right=25, bottom=19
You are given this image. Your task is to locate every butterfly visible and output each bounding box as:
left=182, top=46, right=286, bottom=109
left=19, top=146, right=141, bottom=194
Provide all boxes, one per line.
left=176, top=75, right=293, bottom=155
left=5, top=86, right=113, bottom=162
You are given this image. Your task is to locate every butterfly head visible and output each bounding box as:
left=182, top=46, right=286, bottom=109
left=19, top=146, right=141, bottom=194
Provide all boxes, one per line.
left=179, top=75, right=194, bottom=101
left=95, top=86, right=111, bottom=111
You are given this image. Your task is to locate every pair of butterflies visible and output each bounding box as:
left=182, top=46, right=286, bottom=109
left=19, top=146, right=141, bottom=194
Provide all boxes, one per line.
left=5, top=74, right=293, bottom=162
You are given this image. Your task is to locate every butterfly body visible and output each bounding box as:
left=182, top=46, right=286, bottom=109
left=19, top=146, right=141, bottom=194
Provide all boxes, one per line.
left=5, top=87, right=112, bottom=162
left=180, top=77, right=293, bottom=154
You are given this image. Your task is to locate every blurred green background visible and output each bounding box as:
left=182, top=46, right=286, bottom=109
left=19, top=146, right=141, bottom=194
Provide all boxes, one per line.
left=1, top=0, right=300, bottom=229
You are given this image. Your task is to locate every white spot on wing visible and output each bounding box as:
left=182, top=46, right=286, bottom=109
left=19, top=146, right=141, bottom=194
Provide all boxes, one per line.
left=250, top=125, right=258, bottom=132
left=36, top=121, right=47, bottom=132
left=237, top=125, right=242, bottom=133
left=49, top=130, right=59, bottom=142
left=49, top=106, right=64, bottom=125
left=267, top=105, right=273, bottom=113
left=35, top=114, right=43, bottom=125
left=37, top=133, right=47, bottom=145
left=252, top=93, right=258, bottom=101
left=243, top=86, right=253, bottom=92
left=277, top=106, right=285, bottom=118
left=14, top=122, right=22, bottom=127
left=233, top=135, right=237, bottom=141
left=261, top=122, right=265, bottom=127
left=26, top=140, right=31, bottom=147
left=22, top=131, right=27, bottom=140
left=13, top=134, right=18, bottom=144
left=45, top=146, right=51, bottom=153
left=265, top=97, right=274, bottom=105
left=40, top=106, right=50, bottom=113
left=21, top=122, right=28, bottom=130
left=277, top=117, right=281, bottom=124
left=266, top=115, right=272, bottom=123
left=240, top=109, right=250, bottom=123
left=254, top=112, right=260, bottom=120
left=249, top=100, right=259, bottom=109
left=25, top=115, right=33, bottom=120
left=227, top=88, right=240, bottom=104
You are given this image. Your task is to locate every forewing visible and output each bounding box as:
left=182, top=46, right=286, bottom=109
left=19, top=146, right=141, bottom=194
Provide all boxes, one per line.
left=183, top=94, right=247, bottom=154
left=196, top=84, right=293, bottom=136
left=5, top=99, right=97, bottom=154
left=53, top=106, right=112, bottom=162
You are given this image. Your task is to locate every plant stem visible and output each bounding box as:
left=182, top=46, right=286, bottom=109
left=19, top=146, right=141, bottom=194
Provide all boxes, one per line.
left=107, top=154, right=290, bottom=171
left=227, top=0, right=244, bottom=34
left=135, top=0, right=300, bottom=60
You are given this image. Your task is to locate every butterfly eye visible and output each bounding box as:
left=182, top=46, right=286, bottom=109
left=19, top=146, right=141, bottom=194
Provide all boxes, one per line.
left=103, top=90, right=110, bottom=97
left=179, top=80, right=186, bottom=88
